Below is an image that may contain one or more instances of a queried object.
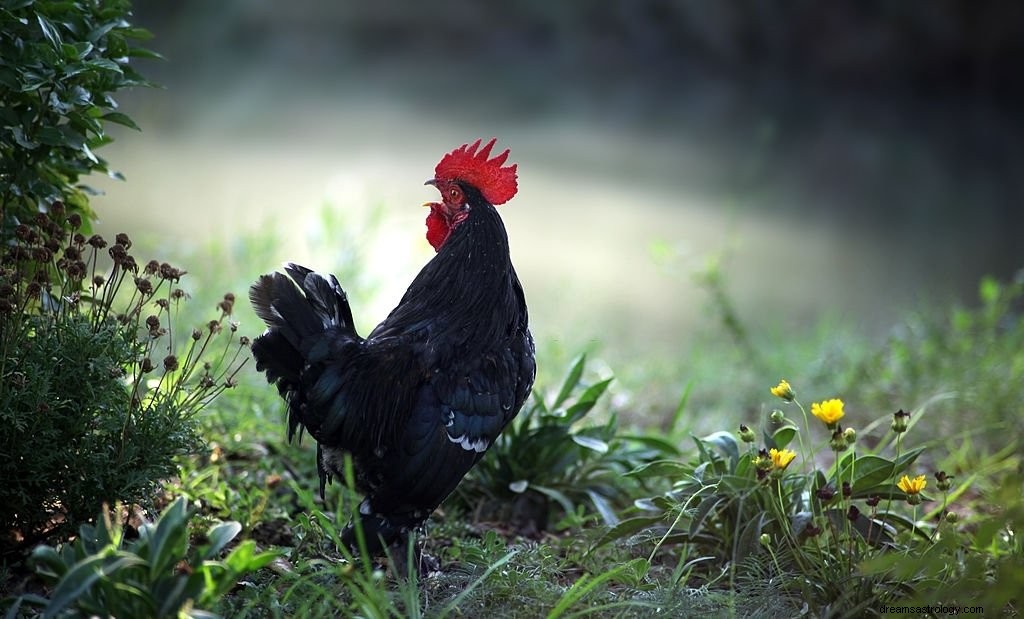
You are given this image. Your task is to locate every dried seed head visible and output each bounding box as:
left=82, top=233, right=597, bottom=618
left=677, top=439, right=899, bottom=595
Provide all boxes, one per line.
left=108, top=243, right=127, bottom=263
left=217, top=293, right=235, bottom=314
left=171, top=288, right=187, bottom=301
left=0, top=283, right=13, bottom=298
left=67, top=213, right=82, bottom=229
left=135, top=277, right=153, bottom=295
left=0, top=298, right=12, bottom=314
left=64, top=246, right=81, bottom=261
left=199, top=375, right=215, bottom=389
left=93, top=275, right=105, bottom=287
left=88, top=234, right=107, bottom=249
left=155, top=298, right=169, bottom=309
left=239, top=336, right=251, bottom=346
left=14, top=224, right=31, bottom=240
left=192, top=328, right=202, bottom=341
left=115, top=232, right=132, bottom=249
left=33, top=247, right=52, bottom=263
left=65, top=260, right=86, bottom=280
left=163, top=355, right=179, bottom=372
left=73, top=232, right=86, bottom=245
left=141, top=357, right=154, bottom=373
left=146, top=315, right=160, bottom=330
left=144, top=260, right=160, bottom=275
left=122, top=256, right=138, bottom=273
left=208, top=320, right=222, bottom=334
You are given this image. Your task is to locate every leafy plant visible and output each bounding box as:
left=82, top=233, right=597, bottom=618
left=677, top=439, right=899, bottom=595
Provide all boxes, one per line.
left=604, top=379, right=977, bottom=613
left=5, top=497, right=279, bottom=618
left=0, top=213, right=248, bottom=552
left=0, top=0, right=156, bottom=235
left=455, top=354, right=678, bottom=532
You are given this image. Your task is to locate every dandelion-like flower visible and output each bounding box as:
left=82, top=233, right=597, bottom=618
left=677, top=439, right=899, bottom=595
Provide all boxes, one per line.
left=898, top=474, right=927, bottom=505
left=770, top=379, right=795, bottom=402
left=769, top=448, right=796, bottom=470
left=897, top=474, right=927, bottom=495
left=811, top=398, right=845, bottom=427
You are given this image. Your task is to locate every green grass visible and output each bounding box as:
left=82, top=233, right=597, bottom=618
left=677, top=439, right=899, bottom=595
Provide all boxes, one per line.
left=4, top=214, right=1021, bottom=618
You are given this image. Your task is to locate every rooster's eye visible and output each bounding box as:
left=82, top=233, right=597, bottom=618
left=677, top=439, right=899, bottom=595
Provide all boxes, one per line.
left=449, top=188, right=460, bottom=200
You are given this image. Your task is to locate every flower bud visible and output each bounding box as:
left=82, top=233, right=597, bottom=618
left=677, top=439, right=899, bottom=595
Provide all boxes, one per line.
left=891, top=409, right=910, bottom=434
left=842, top=427, right=857, bottom=445
left=769, top=409, right=784, bottom=424
left=944, top=511, right=959, bottom=524
left=759, top=533, right=771, bottom=547
left=738, top=424, right=756, bottom=443
left=830, top=429, right=849, bottom=452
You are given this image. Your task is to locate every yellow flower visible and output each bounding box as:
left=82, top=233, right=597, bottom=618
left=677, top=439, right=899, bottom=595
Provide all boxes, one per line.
left=769, top=448, right=796, bottom=470
left=897, top=474, right=927, bottom=495
left=770, top=379, right=795, bottom=402
left=811, top=398, right=845, bottom=426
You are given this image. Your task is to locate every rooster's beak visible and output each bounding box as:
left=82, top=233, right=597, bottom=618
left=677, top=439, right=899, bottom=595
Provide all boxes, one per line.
left=424, top=179, right=437, bottom=187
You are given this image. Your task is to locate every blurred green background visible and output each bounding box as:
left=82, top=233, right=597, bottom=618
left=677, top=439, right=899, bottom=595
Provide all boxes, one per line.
left=91, top=1, right=1023, bottom=408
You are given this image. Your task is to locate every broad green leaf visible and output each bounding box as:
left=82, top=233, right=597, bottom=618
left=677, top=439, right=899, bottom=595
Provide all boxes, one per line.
left=102, top=111, right=140, bottom=130
left=769, top=425, right=797, bottom=450
left=571, top=433, right=608, bottom=454
left=700, top=431, right=739, bottom=468
left=199, top=521, right=241, bottom=561
left=689, top=494, right=725, bottom=538
left=592, top=515, right=664, bottom=551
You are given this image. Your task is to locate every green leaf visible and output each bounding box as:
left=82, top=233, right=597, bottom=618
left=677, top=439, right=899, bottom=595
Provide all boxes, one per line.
left=571, top=434, right=609, bottom=454
left=37, top=15, right=63, bottom=50
left=552, top=354, right=586, bottom=410
left=768, top=425, right=797, bottom=450
left=689, top=494, right=725, bottom=538
left=565, top=377, right=613, bottom=423
left=101, top=111, right=140, bottom=130
left=591, top=515, right=664, bottom=551
left=700, top=431, right=739, bottom=468
left=198, top=521, right=241, bottom=561
left=45, top=554, right=145, bottom=618
left=626, top=459, right=690, bottom=481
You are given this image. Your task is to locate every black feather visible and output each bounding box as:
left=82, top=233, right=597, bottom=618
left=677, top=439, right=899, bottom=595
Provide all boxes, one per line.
left=250, top=184, right=535, bottom=555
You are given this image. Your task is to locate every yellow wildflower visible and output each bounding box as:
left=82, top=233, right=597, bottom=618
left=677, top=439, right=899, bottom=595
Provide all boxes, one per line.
left=770, top=379, right=795, bottom=402
left=769, top=448, right=796, bottom=470
left=811, top=398, right=845, bottom=426
left=897, top=474, right=927, bottom=495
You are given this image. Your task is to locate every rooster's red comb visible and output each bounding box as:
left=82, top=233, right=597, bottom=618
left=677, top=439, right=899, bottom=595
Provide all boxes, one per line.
left=434, top=138, right=518, bottom=205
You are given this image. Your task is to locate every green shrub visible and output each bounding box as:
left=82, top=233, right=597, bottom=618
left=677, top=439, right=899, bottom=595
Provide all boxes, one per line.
left=603, top=380, right=984, bottom=614
left=455, top=354, right=678, bottom=532
left=0, top=213, right=248, bottom=553
left=4, top=497, right=279, bottom=618
left=0, top=0, right=155, bottom=235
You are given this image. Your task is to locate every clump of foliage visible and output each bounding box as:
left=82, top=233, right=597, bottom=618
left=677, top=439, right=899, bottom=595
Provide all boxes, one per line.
left=454, top=354, right=677, bottom=533
left=0, top=210, right=249, bottom=552
left=4, top=497, right=279, bottom=617
left=602, top=378, right=1009, bottom=614
left=0, top=0, right=156, bottom=234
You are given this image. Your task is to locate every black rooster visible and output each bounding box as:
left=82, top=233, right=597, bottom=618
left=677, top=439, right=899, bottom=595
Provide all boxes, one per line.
left=249, top=138, right=535, bottom=558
